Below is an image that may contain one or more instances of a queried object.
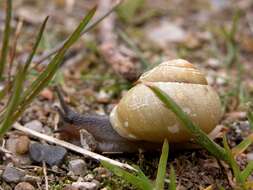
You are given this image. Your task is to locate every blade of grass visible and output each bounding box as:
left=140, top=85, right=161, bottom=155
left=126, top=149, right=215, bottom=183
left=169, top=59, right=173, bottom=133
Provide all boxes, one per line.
left=155, top=139, right=169, bottom=190
left=0, top=0, right=12, bottom=78
left=223, top=135, right=244, bottom=186
left=23, top=16, right=49, bottom=72
left=10, top=7, right=96, bottom=122
left=240, top=161, right=253, bottom=183
left=101, top=161, right=153, bottom=190
left=247, top=112, right=253, bottom=130
left=146, top=84, right=228, bottom=161
left=0, top=16, right=49, bottom=121
left=232, top=134, right=253, bottom=156
left=0, top=65, right=24, bottom=136
left=132, top=165, right=151, bottom=183
left=169, top=165, right=176, bottom=190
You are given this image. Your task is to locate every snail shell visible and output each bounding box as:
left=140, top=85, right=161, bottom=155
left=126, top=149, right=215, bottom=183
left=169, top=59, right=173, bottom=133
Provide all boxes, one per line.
left=109, top=59, right=222, bottom=143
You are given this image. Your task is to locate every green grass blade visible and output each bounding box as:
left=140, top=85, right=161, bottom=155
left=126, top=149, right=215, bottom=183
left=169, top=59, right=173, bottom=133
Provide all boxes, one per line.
left=132, top=165, right=151, bottom=182
left=223, top=135, right=243, bottom=185
left=169, top=165, right=176, bottom=190
left=146, top=84, right=228, bottom=161
left=0, top=65, right=24, bottom=136
left=247, top=112, right=253, bottom=130
left=0, top=16, right=48, bottom=122
left=240, top=161, right=253, bottom=183
left=0, top=0, right=12, bottom=78
left=155, top=139, right=169, bottom=190
left=21, top=6, right=96, bottom=99
left=10, top=7, right=96, bottom=122
left=232, top=134, right=253, bottom=156
left=101, top=161, right=153, bottom=190
left=23, top=16, right=49, bottom=72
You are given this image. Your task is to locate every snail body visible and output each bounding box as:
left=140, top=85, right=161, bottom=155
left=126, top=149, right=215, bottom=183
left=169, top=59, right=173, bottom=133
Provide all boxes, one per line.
left=57, top=59, right=222, bottom=153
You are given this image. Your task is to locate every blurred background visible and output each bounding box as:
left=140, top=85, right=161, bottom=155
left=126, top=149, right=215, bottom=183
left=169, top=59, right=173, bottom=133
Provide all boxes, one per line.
left=0, top=0, right=253, bottom=189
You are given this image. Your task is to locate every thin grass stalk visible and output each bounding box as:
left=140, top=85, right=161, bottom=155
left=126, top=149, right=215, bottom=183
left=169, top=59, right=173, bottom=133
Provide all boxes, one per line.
left=0, top=16, right=49, bottom=121
left=223, top=135, right=244, bottom=188
left=232, top=134, right=253, bottom=155
left=240, top=161, right=253, bottom=183
left=155, top=139, right=169, bottom=190
left=9, top=7, right=96, bottom=124
left=0, top=0, right=12, bottom=78
left=0, top=65, right=24, bottom=136
left=169, top=166, right=176, bottom=190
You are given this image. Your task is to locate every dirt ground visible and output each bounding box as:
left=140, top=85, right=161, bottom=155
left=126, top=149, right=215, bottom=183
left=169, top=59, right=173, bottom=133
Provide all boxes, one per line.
left=0, top=0, right=253, bottom=189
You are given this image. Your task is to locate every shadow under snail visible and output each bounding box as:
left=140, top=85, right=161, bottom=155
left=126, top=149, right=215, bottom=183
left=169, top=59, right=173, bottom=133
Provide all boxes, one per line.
left=56, top=59, right=223, bottom=153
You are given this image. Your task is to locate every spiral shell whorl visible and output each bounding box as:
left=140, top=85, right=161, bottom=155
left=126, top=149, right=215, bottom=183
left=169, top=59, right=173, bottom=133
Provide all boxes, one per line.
left=139, top=59, right=207, bottom=85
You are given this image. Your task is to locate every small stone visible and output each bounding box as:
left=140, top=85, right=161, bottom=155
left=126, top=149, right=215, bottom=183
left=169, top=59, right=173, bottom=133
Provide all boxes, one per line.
left=5, top=136, right=31, bottom=165
left=72, top=182, right=98, bottom=190
left=16, top=136, right=30, bottom=155
left=14, top=182, right=35, bottom=190
left=24, top=120, right=43, bottom=133
left=93, top=167, right=111, bottom=178
left=2, top=165, right=25, bottom=183
left=29, top=142, right=67, bottom=166
left=146, top=21, right=186, bottom=47
left=207, top=58, right=221, bottom=69
left=84, top=174, right=94, bottom=181
left=40, top=88, right=54, bottom=100
left=68, top=159, right=87, bottom=176
left=247, top=153, right=253, bottom=161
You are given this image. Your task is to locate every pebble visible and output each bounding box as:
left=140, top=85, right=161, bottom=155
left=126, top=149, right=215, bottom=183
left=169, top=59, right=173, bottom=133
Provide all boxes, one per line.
left=40, top=88, right=54, bottom=100
left=16, top=136, right=30, bottom=155
left=5, top=135, right=32, bottom=165
left=68, top=159, right=87, bottom=176
left=93, top=167, right=111, bottom=178
left=2, top=164, right=25, bottom=183
left=247, top=153, right=253, bottom=161
left=29, top=142, right=67, bottom=166
left=84, top=174, right=94, bottom=181
left=24, top=120, right=43, bottom=133
left=14, top=182, right=35, bottom=190
left=145, top=21, right=186, bottom=47
left=72, top=181, right=98, bottom=190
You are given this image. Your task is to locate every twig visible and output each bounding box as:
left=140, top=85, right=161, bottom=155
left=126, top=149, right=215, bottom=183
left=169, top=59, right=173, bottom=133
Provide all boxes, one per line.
left=34, top=0, right=122, bottom=64
left=8, top=18, right=23, bottom=83
left=0, top=146, right=12, bottom=155
left=13, top=122, right=136, bottom=171
left=42, top=161, right=49, bottom=190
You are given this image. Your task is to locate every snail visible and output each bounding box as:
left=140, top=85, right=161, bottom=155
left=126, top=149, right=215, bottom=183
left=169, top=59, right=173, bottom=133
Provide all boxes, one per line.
left=56, top=59, right=222, bottom=153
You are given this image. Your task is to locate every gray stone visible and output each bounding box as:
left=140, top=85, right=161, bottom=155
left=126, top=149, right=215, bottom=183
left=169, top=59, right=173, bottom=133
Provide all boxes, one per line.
left=72, top=181, right=98, bottom=190
left=24, top=120, right=43, bottom=133
left=68, top=159, right=87, bottom=176
left=2, top=165, right=25, bottom=183
left=29, top=142, right=67, bottom=166
left=247, top=153, right=253, bottom=161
